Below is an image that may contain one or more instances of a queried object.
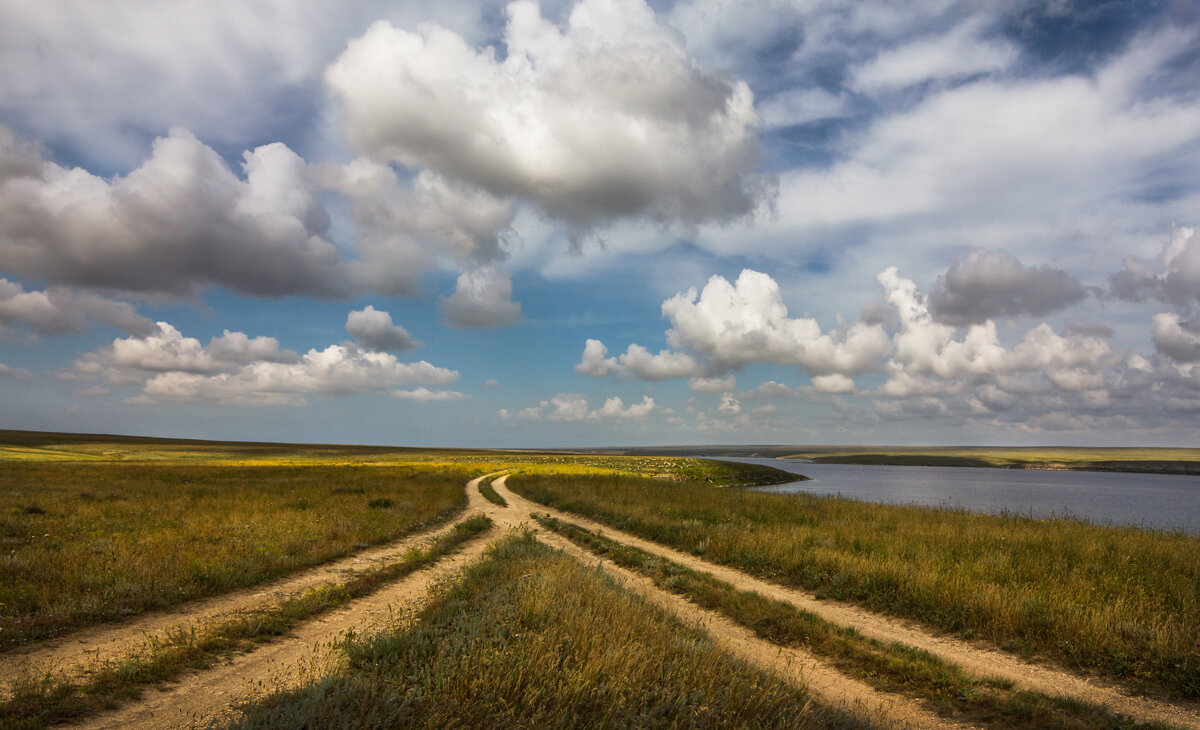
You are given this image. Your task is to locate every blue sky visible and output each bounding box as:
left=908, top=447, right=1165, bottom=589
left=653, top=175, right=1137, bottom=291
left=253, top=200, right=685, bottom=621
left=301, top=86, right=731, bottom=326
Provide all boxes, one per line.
left=1, top=0, right=1199, bottom=447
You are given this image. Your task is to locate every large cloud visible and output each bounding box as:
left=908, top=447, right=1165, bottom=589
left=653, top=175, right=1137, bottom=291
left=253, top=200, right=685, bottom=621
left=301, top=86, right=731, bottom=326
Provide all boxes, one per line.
left=1111, top=225, right=1200, bottom=311
left=927, top=249, right=1088, bottom=326
left=577, top=269, right=892, bottom=386
left=325, top=0, right=770, bottom=230
left=0, top=127, right=346, bottom=298
left=0, top=278, right=154, bottom=337
left=1151, top=312, right=1200, bottom=363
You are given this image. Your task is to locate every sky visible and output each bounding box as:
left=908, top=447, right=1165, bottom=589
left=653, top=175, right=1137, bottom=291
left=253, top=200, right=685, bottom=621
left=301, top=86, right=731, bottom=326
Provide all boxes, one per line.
left=1, top=0, right=1199, bottom=448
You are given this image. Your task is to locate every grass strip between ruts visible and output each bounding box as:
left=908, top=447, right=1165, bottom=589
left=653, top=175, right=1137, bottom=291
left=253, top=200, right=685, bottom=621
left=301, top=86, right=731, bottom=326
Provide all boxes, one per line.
left=534, top=513, right=1178, bottom=730
left=0, top=515, right=493, bottom=730
left=477, top=478, right=508, bottom=507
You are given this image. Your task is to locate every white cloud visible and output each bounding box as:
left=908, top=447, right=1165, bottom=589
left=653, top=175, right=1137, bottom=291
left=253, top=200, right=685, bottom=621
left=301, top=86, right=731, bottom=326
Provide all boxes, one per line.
left=325, top=0, right=769, bottom=230
left=688, top=374, right=736, bottom=393
left=345, top=305, right=418, bottom=352
left=0, top=127, right=345, bottom=298
left=812, top=373, right=855, bottom=393
left=575, top=339, right=701, bottom=380
left=592, top=395, right=656, bottom=419
left=510, top=391, right=656, bottom=421
left=70, top=321, right=456, bottom=405
left=1111, top=225, right=1200, bottom=310
left=441, top=266, right=524, bottom=329
left=662, top=269, right=891, bottom=375
left=851, top=17, right=1016, bottom=93
left=0, top=278, right=154, bottom=337
left=73, top=322, right=298, bottom=383
left=136, top=345, right=457, bottom=406
left=391, top=387, right=466, bottom=402
left=483, top=378, right=500, bottom=388
left=1151, top=312, right=1200, bottom=363
left=717, top=393, right=741, bottom=415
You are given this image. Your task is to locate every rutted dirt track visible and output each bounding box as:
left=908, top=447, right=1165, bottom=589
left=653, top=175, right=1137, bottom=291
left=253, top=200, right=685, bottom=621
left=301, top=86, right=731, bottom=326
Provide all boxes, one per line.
left=66, top=475, right=504, bottom=730
left=490, top=475, right=1200, bottom=730
left=0, top=492, right=486, bottom=694
left=9, top=471, right=1198, bottom=728
left=476, top=477, right=965, bottom=730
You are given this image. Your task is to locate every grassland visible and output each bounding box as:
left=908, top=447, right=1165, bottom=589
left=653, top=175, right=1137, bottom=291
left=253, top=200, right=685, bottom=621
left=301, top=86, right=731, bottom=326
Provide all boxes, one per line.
left=0, top=462, right=479, bottom=649
left=509, top=472, right=1200, bottom=699
left=225, top=532, right=858, bottom=729
left=535, top=513, right=1171, bottom=729
left=0, top=430, right=786, bottom=651
left=0, top=515, right=492, bottom=730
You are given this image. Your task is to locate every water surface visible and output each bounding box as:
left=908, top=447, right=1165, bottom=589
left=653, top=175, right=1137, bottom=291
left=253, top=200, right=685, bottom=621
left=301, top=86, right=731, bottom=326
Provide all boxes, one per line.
left=714, top=457, right=1200, bottom=535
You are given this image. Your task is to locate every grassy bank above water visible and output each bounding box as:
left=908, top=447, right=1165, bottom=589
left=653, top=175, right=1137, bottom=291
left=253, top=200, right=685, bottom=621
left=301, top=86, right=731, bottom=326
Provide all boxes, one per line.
left=510, top=472, right=1200, bottom=699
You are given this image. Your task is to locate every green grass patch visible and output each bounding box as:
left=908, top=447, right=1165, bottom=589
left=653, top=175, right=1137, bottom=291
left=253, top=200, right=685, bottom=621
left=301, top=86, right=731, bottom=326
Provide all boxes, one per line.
left=224, top=531, right=859, bottom=729
left=477, top=478, right=508, bottom=507
left=510, top=472, right=1200, bottom=699
left=0, top=462, right=478, bottom=650
left=537, top=514, right=1175, bottom=729
left=0, top=515, right=493, bottom=730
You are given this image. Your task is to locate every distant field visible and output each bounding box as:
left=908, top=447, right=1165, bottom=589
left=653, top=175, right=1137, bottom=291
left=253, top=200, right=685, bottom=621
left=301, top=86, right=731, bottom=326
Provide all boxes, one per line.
left=569, top=443, right=1200, bottom=475
left=0, top=430, right=789, bottom=650
left=784, top=446, right=1200, bottom=475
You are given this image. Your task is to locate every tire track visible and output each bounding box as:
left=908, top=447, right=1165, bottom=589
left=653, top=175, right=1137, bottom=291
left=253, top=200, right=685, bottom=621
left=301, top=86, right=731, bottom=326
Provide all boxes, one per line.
left=1, top=474, right=501, bottom=698
left=492, top=475, right=1200, bottom=729
left=473, top=476, right=967, bottom=730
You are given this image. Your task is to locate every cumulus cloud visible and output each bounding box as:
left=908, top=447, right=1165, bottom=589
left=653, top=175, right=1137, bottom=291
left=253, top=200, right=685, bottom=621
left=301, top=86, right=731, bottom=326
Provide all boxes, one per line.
left=325, top=0, right=770, bottom=230
left=577, top=270, right=892, bottom=385
left=0, top=126, right=348, bottom=298
left=71, top=321, right=456, bottom=405
left=1151, top=312, right=1200, bottom=363
left=663, top=270, right=892, bottom=375
left=592, top=395, right=656, bottom=419
left=717, top=393, right=741, bottom=415
left=0, top=278, right=154, bottom=337
left=877, top=266, right=1119, bottom=397
left=1111, top=225, right=1200, bottom=311
left=391, top=387, right=466, bottom=402
left=441, top=266, right=524, bottom=329
left=575, top=339, right=701, bottom=380
left=927, top=250, right=1088, bottom=325
left=73, top=322, right=298, bottom=383
left=323, top=161, right=516, bottom=295
left=509, top=391, right=656, bottom=421
left=345, top=305, right=418, bottom=352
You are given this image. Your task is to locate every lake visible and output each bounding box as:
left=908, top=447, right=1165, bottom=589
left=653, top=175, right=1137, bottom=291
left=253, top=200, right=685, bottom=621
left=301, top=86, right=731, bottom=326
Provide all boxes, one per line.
left=712, top=457, right=1200, bottom=535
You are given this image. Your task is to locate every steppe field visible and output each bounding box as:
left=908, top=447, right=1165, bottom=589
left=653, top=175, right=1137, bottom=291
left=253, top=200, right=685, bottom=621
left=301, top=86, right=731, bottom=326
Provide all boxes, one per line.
left=1, top=430, right=1198, bottom=729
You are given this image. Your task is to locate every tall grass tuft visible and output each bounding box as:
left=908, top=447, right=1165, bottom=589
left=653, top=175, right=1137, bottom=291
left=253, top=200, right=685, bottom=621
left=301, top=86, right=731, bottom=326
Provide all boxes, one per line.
left=225, top=533, right=862, bottom=729
left=511, top=472, right=1200, bottom=699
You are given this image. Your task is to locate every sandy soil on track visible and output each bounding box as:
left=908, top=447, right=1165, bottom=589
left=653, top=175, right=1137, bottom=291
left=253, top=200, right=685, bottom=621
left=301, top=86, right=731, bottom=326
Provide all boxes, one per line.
left=475, top=476, right=966, bottom=730
left=73, top=527, right=495, bottom=730
left=491, top=476, right=1200, bottom=729
left=0, top=480, right=497, bottom=695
